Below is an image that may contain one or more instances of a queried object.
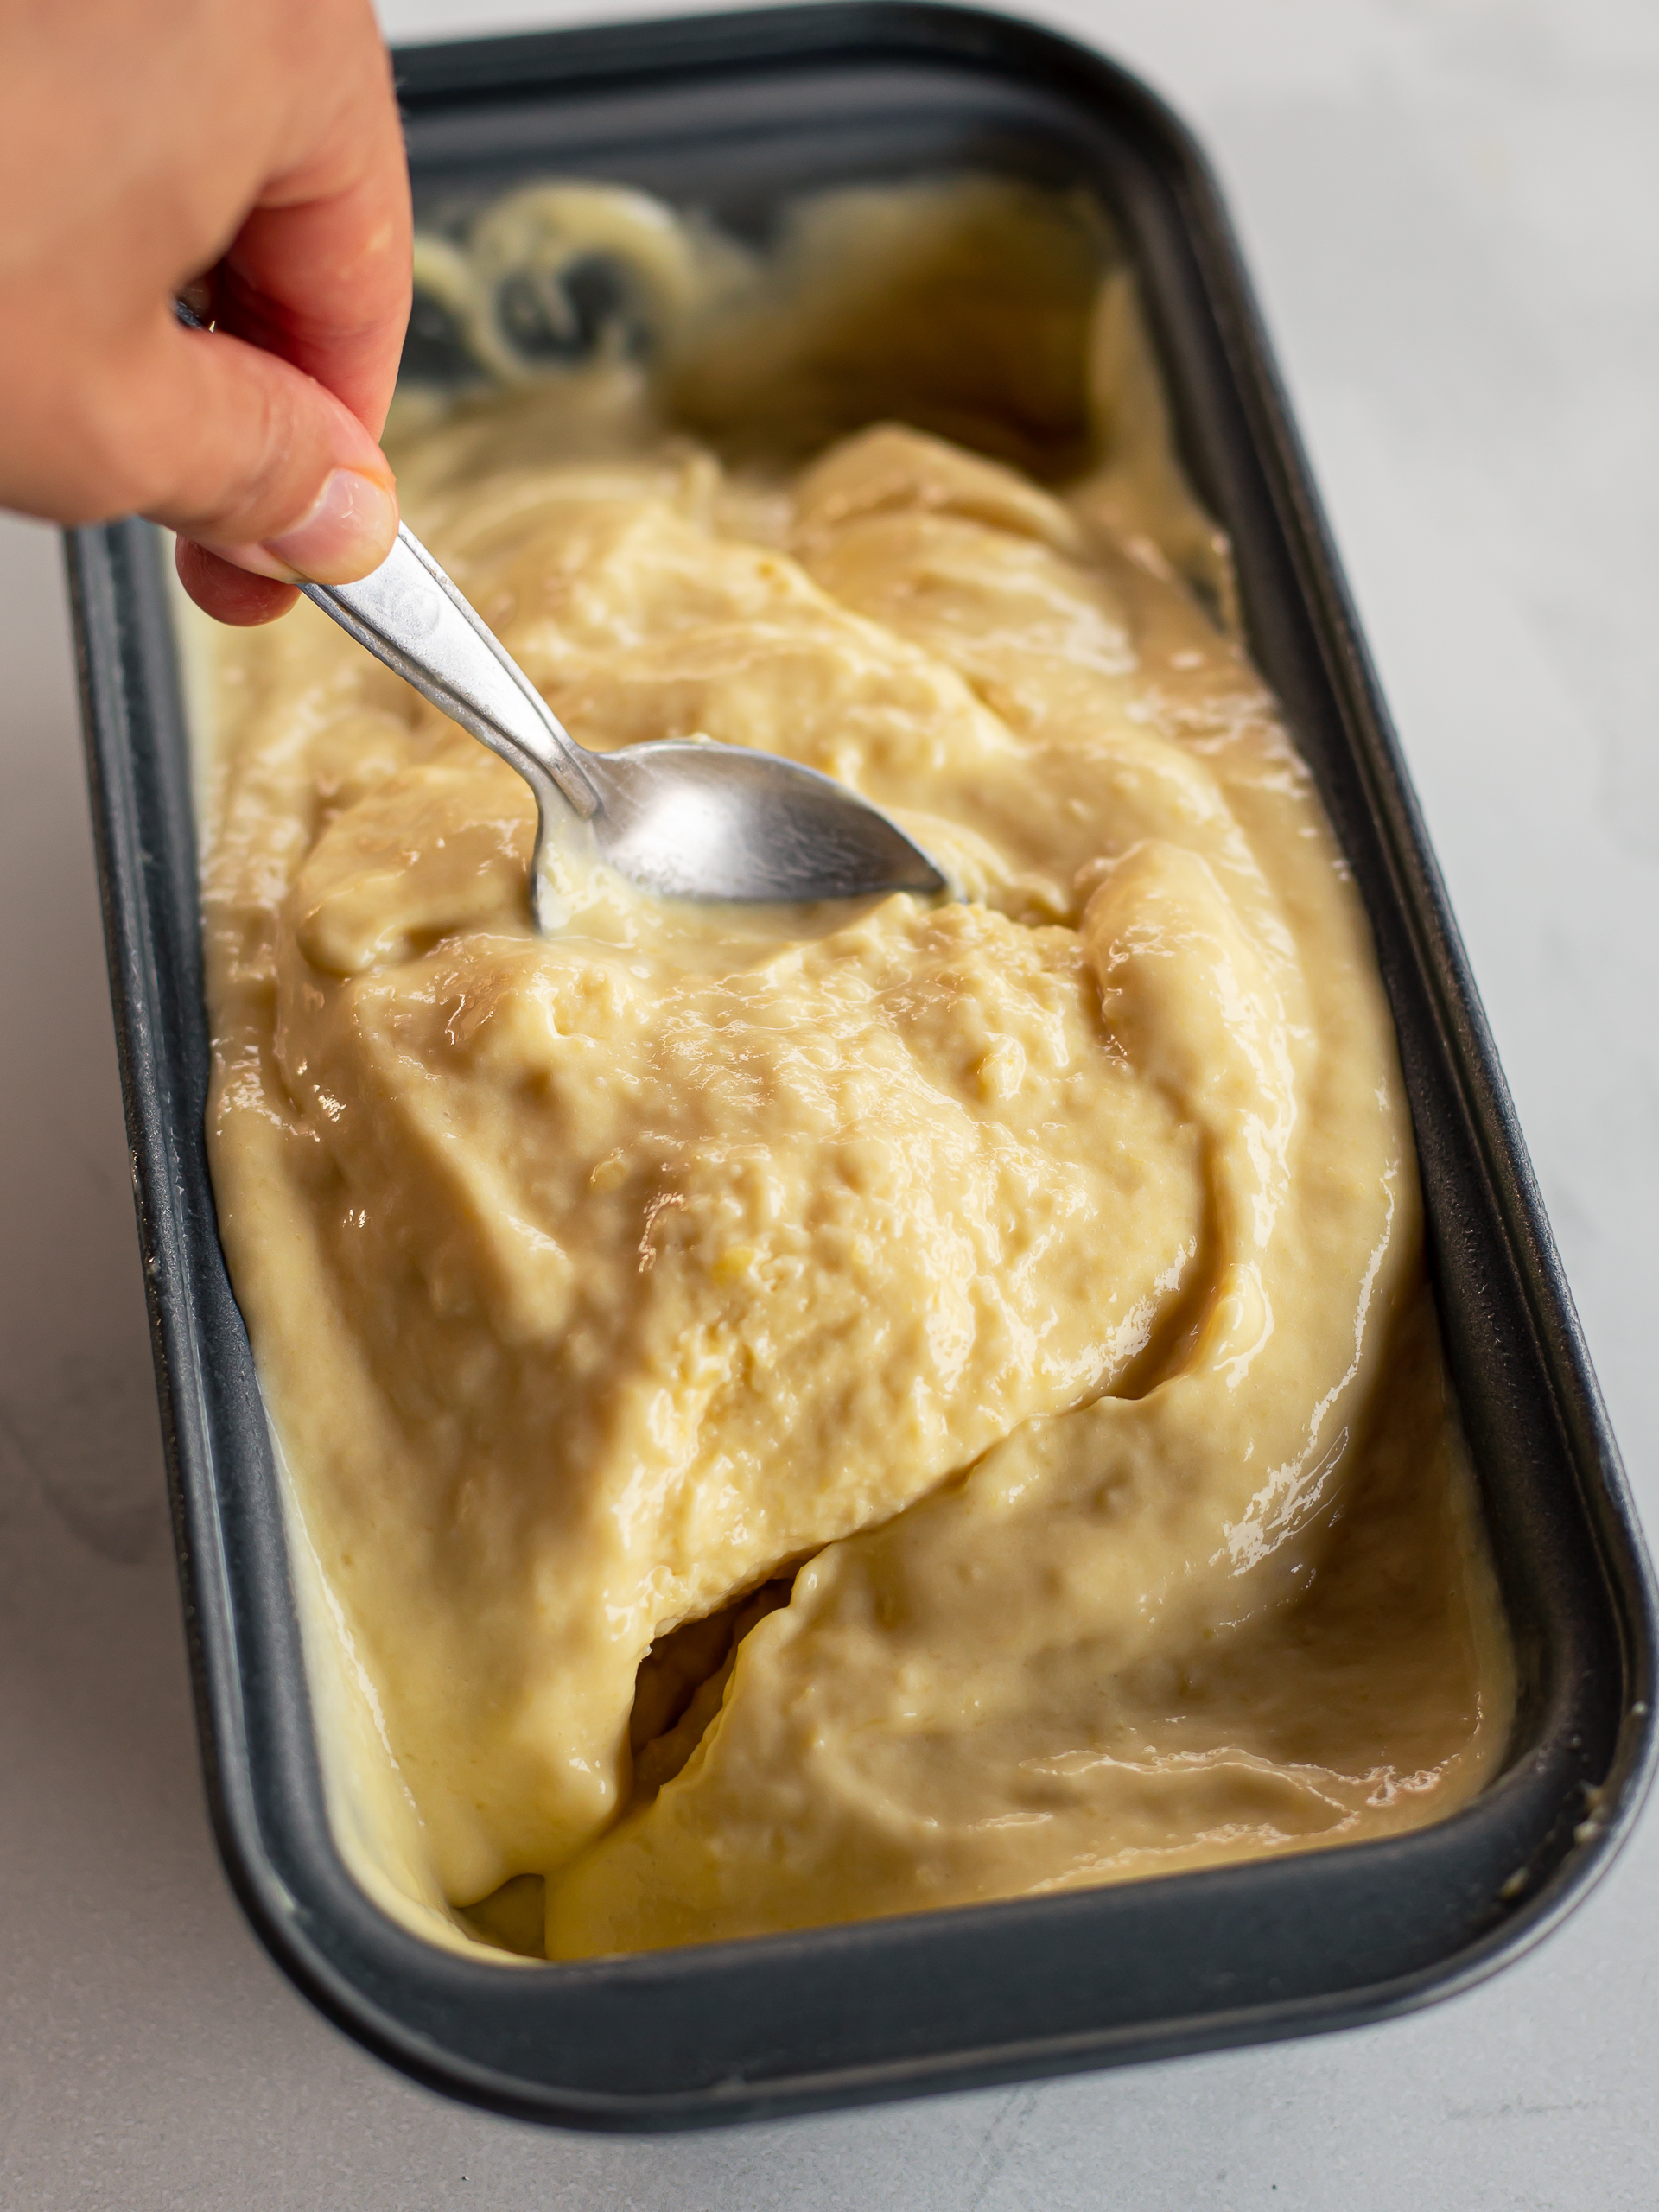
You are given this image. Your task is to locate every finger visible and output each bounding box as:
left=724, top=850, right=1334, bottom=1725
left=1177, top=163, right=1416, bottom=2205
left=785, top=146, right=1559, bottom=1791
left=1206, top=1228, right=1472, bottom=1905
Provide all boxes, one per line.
left=124, top=314, right=399, bottom=582
left=175, top=539, right=299, bottom=626
left=211, top=0, right=411, bottom=438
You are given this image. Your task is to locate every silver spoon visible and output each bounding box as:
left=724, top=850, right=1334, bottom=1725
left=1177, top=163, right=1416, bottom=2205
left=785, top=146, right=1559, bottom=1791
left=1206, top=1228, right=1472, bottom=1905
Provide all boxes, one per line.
left=300, top=525, right=948, bottom=928
left=173, top=295, right=944, bottom=922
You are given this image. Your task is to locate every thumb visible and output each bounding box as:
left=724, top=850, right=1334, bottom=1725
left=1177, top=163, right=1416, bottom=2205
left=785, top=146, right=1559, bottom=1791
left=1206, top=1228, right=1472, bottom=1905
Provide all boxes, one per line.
left=130, top=310, right=399, bottom=584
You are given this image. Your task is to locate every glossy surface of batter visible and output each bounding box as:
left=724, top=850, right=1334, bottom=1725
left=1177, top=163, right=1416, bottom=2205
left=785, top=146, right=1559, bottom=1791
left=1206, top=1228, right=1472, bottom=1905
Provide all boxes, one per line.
left=191, top=180, right=1513, bottom=1959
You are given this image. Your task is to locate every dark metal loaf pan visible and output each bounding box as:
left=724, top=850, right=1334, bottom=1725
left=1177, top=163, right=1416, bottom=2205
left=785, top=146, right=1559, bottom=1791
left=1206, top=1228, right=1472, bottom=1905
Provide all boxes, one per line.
left=66, top=0, right=1656, bottom=2132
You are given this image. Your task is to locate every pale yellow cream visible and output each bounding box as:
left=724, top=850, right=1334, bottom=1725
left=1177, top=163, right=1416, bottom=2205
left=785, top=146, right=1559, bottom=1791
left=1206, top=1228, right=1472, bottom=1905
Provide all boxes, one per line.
left=191, top=179, right=1513, bottom=1961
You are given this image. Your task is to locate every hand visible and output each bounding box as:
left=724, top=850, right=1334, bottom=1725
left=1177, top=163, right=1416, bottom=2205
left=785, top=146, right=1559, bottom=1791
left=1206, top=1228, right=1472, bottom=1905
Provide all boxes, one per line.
left=0, top=0, right=411, bottom=623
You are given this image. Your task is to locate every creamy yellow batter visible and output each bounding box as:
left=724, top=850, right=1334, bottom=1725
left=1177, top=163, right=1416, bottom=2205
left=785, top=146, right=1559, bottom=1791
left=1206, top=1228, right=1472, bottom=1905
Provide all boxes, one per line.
left=189, top=178, right=1513, bottom=1960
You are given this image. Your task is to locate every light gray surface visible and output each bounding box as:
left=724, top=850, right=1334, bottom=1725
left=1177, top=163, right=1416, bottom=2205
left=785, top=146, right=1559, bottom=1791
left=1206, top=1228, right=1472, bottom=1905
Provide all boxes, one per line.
left=2, top=0, right=1656, bottom=2202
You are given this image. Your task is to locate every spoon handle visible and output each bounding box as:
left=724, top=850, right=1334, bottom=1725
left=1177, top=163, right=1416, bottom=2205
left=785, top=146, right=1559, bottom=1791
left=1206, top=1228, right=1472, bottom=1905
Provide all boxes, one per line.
left=168, top=301, right=594, bottom=820
left=300, top=525, right=601, bottom=820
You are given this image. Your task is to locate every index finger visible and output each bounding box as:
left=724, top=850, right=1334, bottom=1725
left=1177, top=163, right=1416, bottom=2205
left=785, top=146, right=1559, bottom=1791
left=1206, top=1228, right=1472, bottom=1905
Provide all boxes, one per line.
left=206, top=0, right=412, bottom=440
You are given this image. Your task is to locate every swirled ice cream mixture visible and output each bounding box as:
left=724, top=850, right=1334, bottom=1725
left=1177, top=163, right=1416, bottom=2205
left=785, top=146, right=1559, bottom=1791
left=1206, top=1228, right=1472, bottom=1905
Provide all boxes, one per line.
left=189, top=179, right=1512, bottom=1959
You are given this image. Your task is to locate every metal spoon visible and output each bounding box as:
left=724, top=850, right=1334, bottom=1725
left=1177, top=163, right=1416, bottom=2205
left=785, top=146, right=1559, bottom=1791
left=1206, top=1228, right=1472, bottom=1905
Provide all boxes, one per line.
left=173, top=294, right=944, bottom=922
left=301, top=524, right=948, bottom=928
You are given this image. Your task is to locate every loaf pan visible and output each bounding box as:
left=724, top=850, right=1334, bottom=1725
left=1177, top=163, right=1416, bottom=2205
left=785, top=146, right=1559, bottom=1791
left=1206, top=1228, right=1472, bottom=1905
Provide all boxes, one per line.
left=66, top=0, right=1656, bottom=2131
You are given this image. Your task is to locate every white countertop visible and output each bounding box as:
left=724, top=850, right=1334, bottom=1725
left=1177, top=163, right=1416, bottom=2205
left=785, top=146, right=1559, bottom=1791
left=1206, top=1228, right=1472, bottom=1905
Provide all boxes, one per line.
left=3, top=1, right=1656, bottom=2202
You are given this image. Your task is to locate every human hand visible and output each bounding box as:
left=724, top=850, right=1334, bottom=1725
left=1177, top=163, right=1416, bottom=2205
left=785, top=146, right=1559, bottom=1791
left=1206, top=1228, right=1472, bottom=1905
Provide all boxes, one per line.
left=0, top=0, right=411, bottom=623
